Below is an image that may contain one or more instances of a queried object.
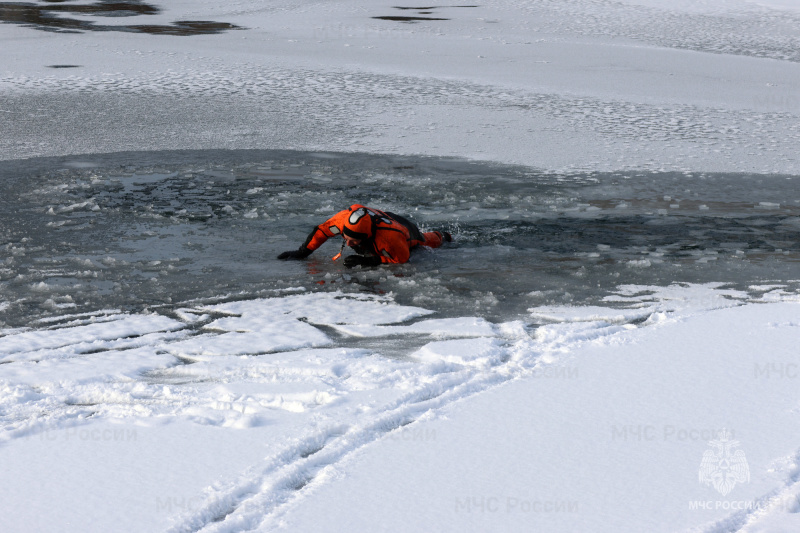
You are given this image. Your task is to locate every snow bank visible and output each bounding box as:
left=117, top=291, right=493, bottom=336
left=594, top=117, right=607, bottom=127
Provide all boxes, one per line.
left=277, top=300, right=800, bottom=533
left=1, top=283, right=798, bottom=532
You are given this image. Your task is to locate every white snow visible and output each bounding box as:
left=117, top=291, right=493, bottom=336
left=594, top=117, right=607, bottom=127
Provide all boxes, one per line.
left=3, top=0, right=800, bottom=173
left=1, top=286, right=798, bottom=532
left=275, top=300, right=800, bottom=533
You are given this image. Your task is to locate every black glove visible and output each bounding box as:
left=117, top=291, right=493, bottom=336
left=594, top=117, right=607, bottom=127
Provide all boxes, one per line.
left=344, top=255, right=381, bottom=268
left=278, top=247, right=312, bottom=260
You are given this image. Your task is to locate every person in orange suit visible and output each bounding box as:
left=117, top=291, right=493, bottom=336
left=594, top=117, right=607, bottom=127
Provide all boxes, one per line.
left=278, top=204, right=451, bottom=268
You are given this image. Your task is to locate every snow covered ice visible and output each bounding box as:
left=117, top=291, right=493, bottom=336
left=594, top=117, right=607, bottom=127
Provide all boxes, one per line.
left=2, top=284, right=799, bottom=532
left=2, top=0, right=800, bottom=532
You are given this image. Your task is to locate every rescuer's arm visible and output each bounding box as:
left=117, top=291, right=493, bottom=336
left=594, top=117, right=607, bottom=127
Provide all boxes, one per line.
left=277, top=211, right=349, bottom=260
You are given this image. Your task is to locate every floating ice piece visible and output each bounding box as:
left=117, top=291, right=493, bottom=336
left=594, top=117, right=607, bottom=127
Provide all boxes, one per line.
left=3, top=330, right=187, bottom=364
left=0, top=346, right=178, bottom=385
left=602, top=282, right=748, bottom=315
left=57, top=201, right=98, bottom=213
left=529, top=305, right=652, bottom=324
left=755, top=289, right=800, bottom=303
left=749, top=284, right=786, bottom=291
left=29, top=282, right=51, bottom=292
left=0, top=314, right=183, bottom=359
left=330, top=317, right=496, bottom=338
left=188, top=293, right=433, bottom=356
left=30, top=309, right=124, bottom=326
left=155, top=347, right=370, bottom=382
left=165, top=328, right=331, bottom=357
left=173, top=309, right=209, bottom=323
left=198, top=292, right=433, bottom=328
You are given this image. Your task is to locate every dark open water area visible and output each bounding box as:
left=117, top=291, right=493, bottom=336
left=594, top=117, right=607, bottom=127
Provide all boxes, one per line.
left=1, top=149, right=798, bottom=328
left=0, top=1, right=241, bottom=35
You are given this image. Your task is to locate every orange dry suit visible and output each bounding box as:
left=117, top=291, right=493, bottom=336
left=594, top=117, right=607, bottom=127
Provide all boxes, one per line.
left=279, top=204, right=448, bottom=266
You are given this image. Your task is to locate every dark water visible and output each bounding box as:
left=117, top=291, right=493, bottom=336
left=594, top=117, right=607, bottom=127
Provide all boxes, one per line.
left=1, top=149, right=798, bottom=328
left=0, top=1, right=241, bottom=35
left=372, top=5, right=478, bottom=23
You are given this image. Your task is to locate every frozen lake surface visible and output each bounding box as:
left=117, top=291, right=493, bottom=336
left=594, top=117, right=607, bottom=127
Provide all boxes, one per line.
left=3, top=0, right=800, bottom=531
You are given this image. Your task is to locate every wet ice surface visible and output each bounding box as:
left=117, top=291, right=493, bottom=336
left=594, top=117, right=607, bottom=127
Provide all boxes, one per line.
left=1, top=149, right=798, bottom=329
